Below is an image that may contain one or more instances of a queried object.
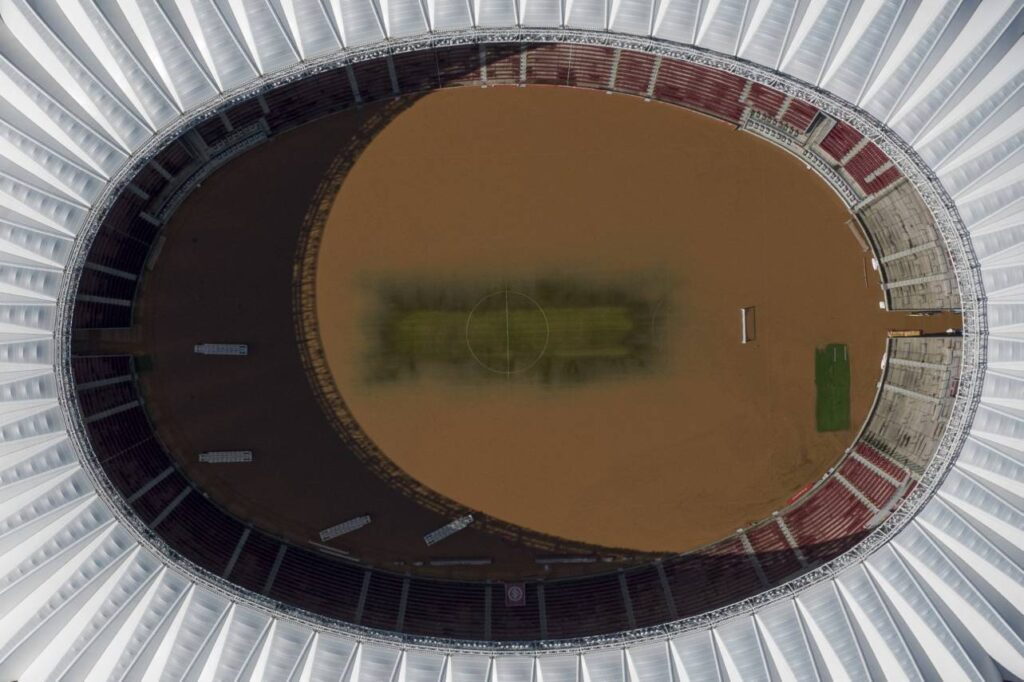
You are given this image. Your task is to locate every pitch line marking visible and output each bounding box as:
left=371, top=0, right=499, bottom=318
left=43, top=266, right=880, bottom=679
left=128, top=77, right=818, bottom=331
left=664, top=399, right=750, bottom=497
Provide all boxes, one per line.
left=465, top=289, right=550, bottom=375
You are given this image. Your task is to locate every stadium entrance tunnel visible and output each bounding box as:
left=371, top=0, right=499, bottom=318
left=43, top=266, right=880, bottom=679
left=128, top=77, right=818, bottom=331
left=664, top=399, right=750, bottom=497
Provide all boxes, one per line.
left=67, top=42, right=964, bottom=643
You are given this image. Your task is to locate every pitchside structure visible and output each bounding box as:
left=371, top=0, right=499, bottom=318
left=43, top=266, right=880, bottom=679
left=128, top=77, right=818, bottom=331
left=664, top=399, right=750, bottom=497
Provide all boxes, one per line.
left=740, top=306, right=756, bottom=343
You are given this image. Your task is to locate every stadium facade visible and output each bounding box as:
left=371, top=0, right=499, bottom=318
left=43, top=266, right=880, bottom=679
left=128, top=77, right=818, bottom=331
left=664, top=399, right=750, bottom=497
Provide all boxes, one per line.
left=0, top=0, right=1020, bottom=679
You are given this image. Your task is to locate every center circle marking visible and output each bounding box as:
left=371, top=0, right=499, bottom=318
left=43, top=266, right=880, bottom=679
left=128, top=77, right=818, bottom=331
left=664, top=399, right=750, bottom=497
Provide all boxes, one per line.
left=465, top=290, right=550, bottom=375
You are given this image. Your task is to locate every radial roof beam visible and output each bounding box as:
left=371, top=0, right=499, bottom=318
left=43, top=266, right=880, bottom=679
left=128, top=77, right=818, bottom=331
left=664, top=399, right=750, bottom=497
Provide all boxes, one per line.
left=222, top=0, right=271, bottom=74
left=321, top=0, right=350, bottom=45
left=280, top=0, right=344, bottom=57
left=670, top=632, right=722, bottom=682
left=918, top=497, right=1024, bottom=624
left=0, top=173, right=83, bottom=237
left=0, top=518, right=118, bottom=639
left=164, top=0, right=223, bottom=91
left=835, top=564, right=924, bottom=681
left=938, top=113, right=1024, bottom=198
left=865, top=546, right=986, bottom=681
left=13, top=544, right=145, bottom=682
left=42, top=553, right=163, bottom=682
left=799, top=581, right=873, bottom=680
left=894, top=526, right=1024, bottom=679
left=268, top=0, right=306, bottom=59
left=0, top=485, right=98, bottom=574
left=820, top=0, right=906, bottom=105
left=696, top=0, right=750, bottom=55
left=737, top=0, right=796, bottom=65
left=778, top=0, right=848, bottom=85
left=892, top=0, right=1022, bottom=141
left=652, top=0, right=702, bottom=44
left=925, top=49, right=1024, bottom=170
left=43, top=0, right=171, bottom=132
left=177, top=601, right=233, bottom=680
left=0, top=123, right=101, bottom=207
left=378, top=0, right=430, bottom=36
left=113, top=0, right=221, bottom=112
left=861, top=0, right=960, bottom=119
left=0, top=1, right=141, bottom=153
left=0, top=60, right=123, bottom=177
left=754, top=599, right=821, bottom=681
left=713, top=617, right=771, bottom=682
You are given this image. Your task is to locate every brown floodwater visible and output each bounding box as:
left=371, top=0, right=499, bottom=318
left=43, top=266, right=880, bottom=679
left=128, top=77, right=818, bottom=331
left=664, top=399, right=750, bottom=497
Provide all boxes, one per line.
left=314, top=86, right=897, bottom=553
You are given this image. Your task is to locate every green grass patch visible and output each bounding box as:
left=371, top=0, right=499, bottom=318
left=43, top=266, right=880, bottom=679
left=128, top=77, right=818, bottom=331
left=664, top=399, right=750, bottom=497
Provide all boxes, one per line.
left=390, top=305, right=636, bottom=373
left=815, top=343, right=850, bottom=432
left=367, top=278, right=668, bottom=384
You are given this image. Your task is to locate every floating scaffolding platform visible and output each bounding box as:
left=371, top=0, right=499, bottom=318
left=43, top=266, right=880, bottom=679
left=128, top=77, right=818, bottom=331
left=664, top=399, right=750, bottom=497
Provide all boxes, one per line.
left=194, top=343, right=248, bottom=356
left=319, top=515, right=372, bottom=542
left=424, top=514, right=474, bottom=546
left=198, top=451, right=253, bottom=463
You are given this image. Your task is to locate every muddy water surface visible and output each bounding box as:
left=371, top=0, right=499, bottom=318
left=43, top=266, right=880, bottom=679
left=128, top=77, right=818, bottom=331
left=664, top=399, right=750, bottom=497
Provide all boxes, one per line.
left=315, top=86, right=896, bottom=553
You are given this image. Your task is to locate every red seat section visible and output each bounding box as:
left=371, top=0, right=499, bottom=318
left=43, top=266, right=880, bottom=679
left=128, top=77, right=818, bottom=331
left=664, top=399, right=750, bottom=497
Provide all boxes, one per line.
left=782, top=99, right=818, bottom=132
left=819, top=121, right=863, bottom=161
left=652, top=60, right=747, bottom=123
left=746, top=83, right=786, bottom=118
left=566, top=45, right=615, bottom=89
left=613, top=51, right=656, bottom=96
left=839, top=457, right=898, bottom=508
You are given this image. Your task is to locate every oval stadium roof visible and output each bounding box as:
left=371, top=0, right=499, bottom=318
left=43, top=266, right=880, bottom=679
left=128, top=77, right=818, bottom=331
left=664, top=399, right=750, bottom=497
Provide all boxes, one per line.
left=0, top=0, right=1021, bottom=680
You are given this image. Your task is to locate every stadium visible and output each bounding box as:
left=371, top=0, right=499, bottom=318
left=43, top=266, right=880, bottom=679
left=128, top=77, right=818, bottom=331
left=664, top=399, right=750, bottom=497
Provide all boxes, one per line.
left=0, top=0, right=1020, bottom=679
